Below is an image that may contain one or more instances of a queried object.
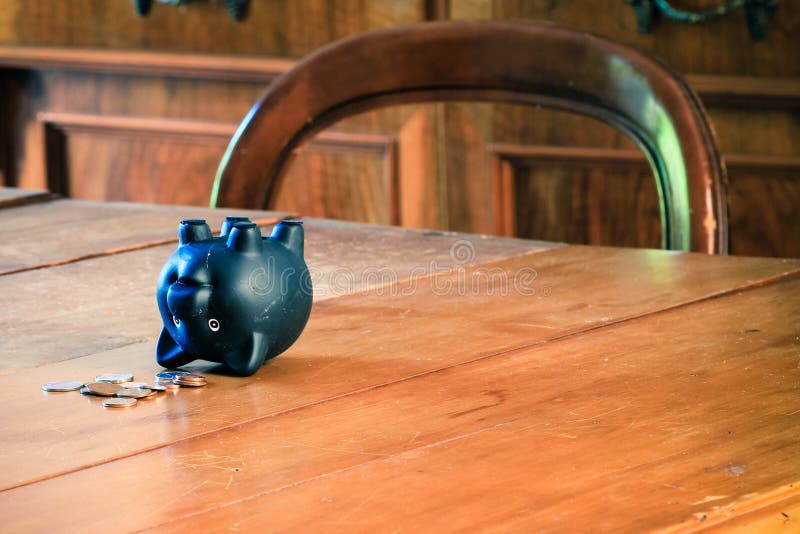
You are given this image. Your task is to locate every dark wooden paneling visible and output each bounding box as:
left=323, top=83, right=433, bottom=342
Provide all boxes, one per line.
left=275, top=132, right=399, bottom=225
left=38, top=113, right=234, bottom=205
left=491, top=143, right=800, bottom=256
left=0, top=0, right=429, bottom=57
left=727, top=156, right=800, bottom=257
left=450, top=1, right=800, bottom=77
left=491, top=145, right=662, bottom=248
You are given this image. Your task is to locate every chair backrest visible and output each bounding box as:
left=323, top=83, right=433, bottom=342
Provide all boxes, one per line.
left=212, top=20, right=729, bottom=253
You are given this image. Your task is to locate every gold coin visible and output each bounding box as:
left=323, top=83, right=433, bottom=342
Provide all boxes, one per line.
left=175, top=374, right=206, bottom=383
left=102, top=397, right=137, bottom=408
left=83, top=382, right=123, bottom=397
left=164, top=383, right=181, bottom=391
left=174, top=379, right=207, bottom=387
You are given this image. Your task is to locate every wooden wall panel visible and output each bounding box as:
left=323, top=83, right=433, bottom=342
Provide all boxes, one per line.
left=490, top=146, right=662, bottom=248
left=442, top=102, right=495, bottom=234
left=0, top=1, right=427, bottom=57
left=275, top=132, right=398, bottom=225
left=39, top=113, right=232, bottom=205
left=450, top=1, right=800, bottom=77
left=727, top=158, right=800, bottom=257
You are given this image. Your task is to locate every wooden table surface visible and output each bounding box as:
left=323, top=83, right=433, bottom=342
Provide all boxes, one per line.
left=0, top=189, right=799, bottom=532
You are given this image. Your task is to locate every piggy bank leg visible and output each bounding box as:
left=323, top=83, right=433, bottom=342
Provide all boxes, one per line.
left=156, top=328, right=196, bottom=369
left=223, top=332, right=268, bottom=376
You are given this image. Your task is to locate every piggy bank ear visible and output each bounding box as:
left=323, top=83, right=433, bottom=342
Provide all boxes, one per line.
left=226, top=222, right=262, bottom=254
left=220, top=216, right=252, bottom=237
left=179, top=219, right=212, bottom=245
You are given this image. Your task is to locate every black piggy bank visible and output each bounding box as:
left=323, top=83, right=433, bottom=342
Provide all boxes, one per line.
left=156, top=217, right=312, bottom=376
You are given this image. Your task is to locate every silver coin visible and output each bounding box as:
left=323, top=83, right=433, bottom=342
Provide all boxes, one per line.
left=95, top=373, right=134, bottom=384
left=140, top=383, right=167, bottom=391
left=116, top=388, right=152, bottom=399
left=83, top=382, right=124, bottom=397
left=118, top=382, right=148, bottom=388
left=42, top=381, right=85, bottom=392
left=102, top=397, right=137, bottom=408
left=155, top=370, right=192, bottom=380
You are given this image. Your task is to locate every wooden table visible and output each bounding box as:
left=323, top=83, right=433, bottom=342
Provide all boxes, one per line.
left=0, top=189, right=799, bottom=532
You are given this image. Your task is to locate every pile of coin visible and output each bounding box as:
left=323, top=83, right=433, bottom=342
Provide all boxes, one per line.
left=41, top=370, right=208, bottom=409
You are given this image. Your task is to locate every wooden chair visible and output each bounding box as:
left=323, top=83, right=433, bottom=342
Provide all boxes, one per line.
left=211, top=20, right=729, bottom=253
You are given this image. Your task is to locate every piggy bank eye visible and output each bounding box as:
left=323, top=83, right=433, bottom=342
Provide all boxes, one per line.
left=173, top=316, right=181, bottom=327
left=208, top=318, right=220, bottom=332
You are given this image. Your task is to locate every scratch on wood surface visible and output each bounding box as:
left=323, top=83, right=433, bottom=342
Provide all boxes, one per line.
left=692, top=495, right=729, bottom=505
left=145, top=480, right=211, bottom=518
left=508, top=322, right=557, bottom=329
left=565, top=404, right=630, bottom=423
left=279, top=440, right=389, bottom=458
left=147, top=415, right=527, bottom=530
left=175, top=451, right=246, bottom=472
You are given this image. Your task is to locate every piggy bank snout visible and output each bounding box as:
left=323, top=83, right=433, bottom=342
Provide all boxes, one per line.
left=166, top=282, right=211, bottom=321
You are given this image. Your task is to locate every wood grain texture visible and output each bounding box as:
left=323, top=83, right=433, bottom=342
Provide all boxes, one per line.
left=274, top=132, right=399, bottom=225
left=30, top=109, right=413, bottom=213
left=1, top=263, right=798, bottom=531
left=450, top=0, right=800, bottom=77
left=0, top=200, right=291, bottom=274
left=138, top=278, right=800, bottom=533
left=489, top=144, right=662, bottom=247
left=485, top=143, right=800, bottom=257
left=0, top=0, right=428, bottom=57
left=0, top=244, right=797, bottom=491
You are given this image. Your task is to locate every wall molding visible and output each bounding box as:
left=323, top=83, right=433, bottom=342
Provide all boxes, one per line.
left=0, top=46, right=293, bottom=83
left=686, top=74, right=800, bottom=110
left=0, top=46, right=797, bottom=110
